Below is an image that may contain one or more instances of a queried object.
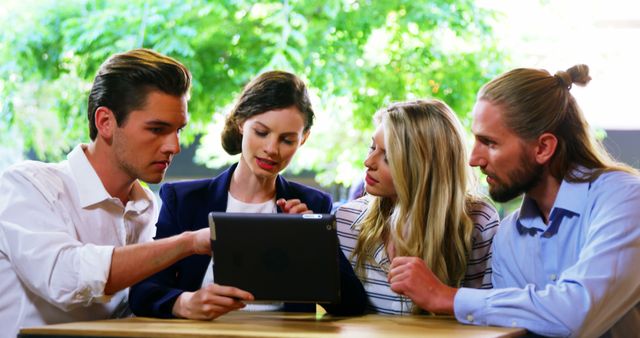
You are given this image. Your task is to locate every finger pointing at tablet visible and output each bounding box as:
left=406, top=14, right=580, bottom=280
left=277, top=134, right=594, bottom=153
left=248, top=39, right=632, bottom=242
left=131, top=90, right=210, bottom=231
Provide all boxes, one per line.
left=276, top=198, right=312, bottom=214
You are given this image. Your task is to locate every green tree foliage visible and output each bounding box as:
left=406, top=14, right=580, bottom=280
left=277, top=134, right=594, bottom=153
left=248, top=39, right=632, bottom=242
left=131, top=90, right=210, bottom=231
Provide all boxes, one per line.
left=0, top=0, right=504, bottom=185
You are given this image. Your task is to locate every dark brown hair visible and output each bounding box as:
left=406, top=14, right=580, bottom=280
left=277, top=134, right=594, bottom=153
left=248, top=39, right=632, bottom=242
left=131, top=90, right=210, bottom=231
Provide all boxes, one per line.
left=87, top=48, right=191, bottom=140
left=221, top=70, right=314, bottom=155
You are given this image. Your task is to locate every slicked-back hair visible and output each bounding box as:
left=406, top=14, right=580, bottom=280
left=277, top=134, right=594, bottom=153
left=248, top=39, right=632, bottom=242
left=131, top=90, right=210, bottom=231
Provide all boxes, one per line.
left=87, top=48, right=191, bottom=140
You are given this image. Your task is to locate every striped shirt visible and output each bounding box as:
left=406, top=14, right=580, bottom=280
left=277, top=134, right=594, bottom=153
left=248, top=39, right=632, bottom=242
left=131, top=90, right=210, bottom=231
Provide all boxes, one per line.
left=336, top=196, right=499, bottom=315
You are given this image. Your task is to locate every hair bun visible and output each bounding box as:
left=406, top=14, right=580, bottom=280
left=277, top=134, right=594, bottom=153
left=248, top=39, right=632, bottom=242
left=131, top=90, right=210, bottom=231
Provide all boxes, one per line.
left=567, top=64, right=591, bottom=86
left=555, top=64, right=592, bottom=90
left=554, top=70, right=573, bottom=89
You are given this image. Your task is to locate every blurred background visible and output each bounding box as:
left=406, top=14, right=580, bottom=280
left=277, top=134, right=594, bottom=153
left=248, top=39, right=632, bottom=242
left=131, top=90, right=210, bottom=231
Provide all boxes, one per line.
left=1, top=0, right=639, bottom=213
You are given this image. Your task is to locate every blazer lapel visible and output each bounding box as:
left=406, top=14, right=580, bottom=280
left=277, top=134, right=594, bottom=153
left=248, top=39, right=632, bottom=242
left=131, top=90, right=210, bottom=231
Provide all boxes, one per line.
left=274, top=175, right=290, bottom=213
left=206, top=163, right=238, bottom=212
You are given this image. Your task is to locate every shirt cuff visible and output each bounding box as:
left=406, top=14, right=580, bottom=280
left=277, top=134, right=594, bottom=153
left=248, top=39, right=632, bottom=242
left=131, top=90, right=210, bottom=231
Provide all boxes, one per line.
left=454, top=287, right=490, bottom=325
left=76, top=244, right=114, bottom=303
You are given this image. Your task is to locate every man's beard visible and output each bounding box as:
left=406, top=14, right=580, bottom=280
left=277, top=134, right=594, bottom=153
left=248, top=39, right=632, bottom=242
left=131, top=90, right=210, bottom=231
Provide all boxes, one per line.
left=488, top=155, right=544, bottom=203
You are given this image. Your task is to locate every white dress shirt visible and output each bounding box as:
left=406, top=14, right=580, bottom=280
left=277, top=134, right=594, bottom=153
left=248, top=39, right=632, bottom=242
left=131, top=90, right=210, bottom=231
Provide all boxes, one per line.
left=0, top=144, right=157, bottom=338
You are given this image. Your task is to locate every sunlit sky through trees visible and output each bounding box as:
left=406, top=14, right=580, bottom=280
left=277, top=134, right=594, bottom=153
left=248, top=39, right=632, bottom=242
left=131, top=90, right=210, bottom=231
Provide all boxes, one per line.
left=1, top=0, right=639, bottom=183
left=480, top=0, right=640, bottom=129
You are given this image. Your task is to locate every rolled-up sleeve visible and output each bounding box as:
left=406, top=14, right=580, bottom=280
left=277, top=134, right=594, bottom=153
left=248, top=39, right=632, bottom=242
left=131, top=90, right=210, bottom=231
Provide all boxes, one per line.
left=0, top=168, right=113, bottom=310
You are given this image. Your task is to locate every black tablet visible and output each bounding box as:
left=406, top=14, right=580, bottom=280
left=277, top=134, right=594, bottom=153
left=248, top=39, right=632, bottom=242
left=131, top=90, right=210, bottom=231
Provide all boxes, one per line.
left=208, top=212, right=340, bottom=303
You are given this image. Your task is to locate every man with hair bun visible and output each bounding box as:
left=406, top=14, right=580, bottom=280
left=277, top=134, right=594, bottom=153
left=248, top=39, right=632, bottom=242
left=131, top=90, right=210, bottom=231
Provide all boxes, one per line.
left=388, top=65, right=640, bottom=337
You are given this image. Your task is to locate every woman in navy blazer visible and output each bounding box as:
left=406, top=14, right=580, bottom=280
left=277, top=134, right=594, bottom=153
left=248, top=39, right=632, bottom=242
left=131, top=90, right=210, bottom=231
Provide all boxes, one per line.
left=129, top=71, right=366, bottom=319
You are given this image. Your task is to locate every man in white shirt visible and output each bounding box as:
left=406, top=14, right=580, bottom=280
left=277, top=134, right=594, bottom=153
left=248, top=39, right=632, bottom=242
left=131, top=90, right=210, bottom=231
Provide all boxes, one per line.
left=0, top=49, right=250, bottom=338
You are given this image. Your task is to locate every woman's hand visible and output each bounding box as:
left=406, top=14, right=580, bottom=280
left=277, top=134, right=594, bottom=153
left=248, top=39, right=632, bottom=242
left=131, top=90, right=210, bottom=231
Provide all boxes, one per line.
left=388, top=256, right=457, bottom=315
left=172, top=283, right=254, bottom=320
left=276, top=198, right=312, bottom=214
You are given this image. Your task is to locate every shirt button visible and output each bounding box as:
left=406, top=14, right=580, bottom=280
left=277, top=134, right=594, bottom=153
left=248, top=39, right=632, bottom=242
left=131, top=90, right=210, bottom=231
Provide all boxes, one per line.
left=466, top=314, right=474, bottom=322
left=512, top=321, right=518, bottom=327
left=550, top=274, right=557, bottom=281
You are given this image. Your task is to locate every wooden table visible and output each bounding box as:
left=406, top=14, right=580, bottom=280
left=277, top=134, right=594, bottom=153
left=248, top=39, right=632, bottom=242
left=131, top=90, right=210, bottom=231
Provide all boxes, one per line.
left=19, top=311, right=526, bottom=337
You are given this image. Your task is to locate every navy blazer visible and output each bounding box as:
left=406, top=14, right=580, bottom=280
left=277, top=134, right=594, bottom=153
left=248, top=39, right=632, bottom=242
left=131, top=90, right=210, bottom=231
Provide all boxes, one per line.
left=129, top=163, right=366, bottom=317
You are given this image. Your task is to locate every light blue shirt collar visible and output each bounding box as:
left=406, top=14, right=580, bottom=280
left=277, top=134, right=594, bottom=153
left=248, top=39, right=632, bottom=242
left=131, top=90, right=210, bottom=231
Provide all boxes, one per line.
left=516, top=177, right=588, bottom=237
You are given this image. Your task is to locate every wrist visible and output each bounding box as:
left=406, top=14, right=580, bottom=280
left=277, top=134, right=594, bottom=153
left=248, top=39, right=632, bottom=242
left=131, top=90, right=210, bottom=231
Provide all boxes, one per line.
left=419, top=285, right=457, bottom=315
left=438, top=286, right=458, bottom=315
left=172, top=292, right=189, bottom=318
left=179, top=231, right=199, bottom=256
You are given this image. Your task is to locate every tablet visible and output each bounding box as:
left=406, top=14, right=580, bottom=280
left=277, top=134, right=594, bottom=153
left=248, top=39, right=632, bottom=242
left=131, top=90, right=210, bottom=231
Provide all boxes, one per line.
left=208, top=212, right=340, bottom=303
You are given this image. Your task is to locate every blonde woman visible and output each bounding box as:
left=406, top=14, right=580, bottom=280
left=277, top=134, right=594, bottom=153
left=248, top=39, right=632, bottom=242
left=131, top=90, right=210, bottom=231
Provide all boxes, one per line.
left=336, top=99, right=499, bottom=314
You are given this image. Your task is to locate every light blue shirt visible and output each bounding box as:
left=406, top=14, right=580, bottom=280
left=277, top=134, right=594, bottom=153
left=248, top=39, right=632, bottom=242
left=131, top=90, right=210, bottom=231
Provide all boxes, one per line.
left=454, top=170, right=640, bottom=337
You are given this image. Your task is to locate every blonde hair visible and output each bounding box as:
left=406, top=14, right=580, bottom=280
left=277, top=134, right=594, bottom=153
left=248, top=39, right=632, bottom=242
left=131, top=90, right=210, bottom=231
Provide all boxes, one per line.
left=479, top=64, right=637, bottom=181
left=352, top=100, right=477, bottom=297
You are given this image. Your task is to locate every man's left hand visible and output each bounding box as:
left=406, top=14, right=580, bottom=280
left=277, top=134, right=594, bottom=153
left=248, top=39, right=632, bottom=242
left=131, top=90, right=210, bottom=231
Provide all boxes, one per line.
left=388, top=256, right=458, bottom=314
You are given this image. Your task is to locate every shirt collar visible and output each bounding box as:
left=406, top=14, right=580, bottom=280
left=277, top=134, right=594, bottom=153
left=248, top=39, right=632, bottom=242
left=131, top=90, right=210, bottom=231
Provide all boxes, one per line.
left=516, top=173, right=589, bottom=236
left=67, top=144, right=153, bottom=212
left=68, top=144, right=112, bottom=208
left=127, top=181, right=154, bottom=213
left=549, top=178, right=588, bottom=217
